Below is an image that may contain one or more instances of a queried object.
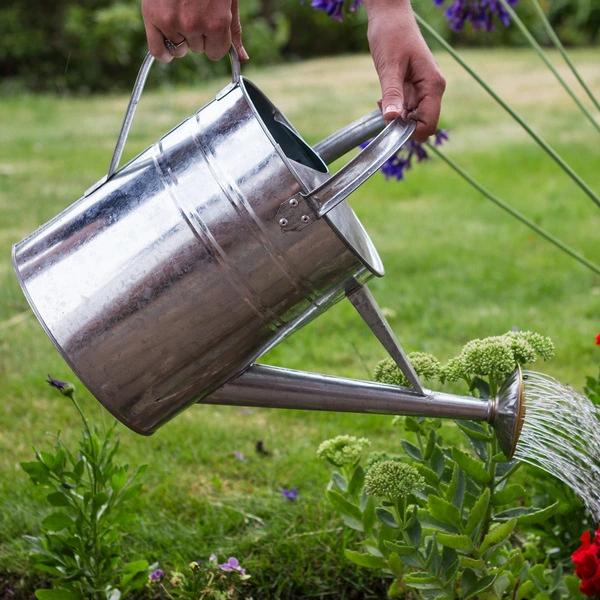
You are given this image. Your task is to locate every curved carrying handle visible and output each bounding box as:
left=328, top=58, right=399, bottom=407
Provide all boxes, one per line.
left=106, top=47, right=241, bottom=180
left=278, top=116, right=415, bottom=231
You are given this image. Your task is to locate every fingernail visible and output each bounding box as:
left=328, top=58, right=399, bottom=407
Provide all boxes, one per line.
left=240, top=46, right=249, bottom=61
left=384, top=104, right=402, bottom=117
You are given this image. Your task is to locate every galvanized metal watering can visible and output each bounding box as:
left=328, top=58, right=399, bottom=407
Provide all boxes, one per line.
left=12, top=50, right=525, bottom=458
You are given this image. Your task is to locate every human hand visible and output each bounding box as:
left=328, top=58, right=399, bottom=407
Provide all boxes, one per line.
left=141, top=0, right=249, bottom=64
left=364, top=0, right=446, bottom=142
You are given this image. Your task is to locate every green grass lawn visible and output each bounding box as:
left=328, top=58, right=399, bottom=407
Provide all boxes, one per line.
left=0, top=48, right=598, bottom=597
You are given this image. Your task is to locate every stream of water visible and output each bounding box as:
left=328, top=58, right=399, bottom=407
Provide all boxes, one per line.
left=514, top=370, right=600, bottom=522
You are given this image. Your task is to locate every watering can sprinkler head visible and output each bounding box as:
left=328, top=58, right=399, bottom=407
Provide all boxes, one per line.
left=489, top=365, right=526, bottom=459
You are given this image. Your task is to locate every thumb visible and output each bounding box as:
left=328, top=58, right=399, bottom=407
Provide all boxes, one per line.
left=377, top=64, right=406, bottom=121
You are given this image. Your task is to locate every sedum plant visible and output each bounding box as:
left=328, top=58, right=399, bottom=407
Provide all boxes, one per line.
left=318, top=331, right=578, bottom=599
left=21, top=377, right=152, bottom=600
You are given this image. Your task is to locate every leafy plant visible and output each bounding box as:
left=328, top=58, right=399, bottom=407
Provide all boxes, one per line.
left=317, top=331, right=578, bottom=599
left=20, top=377, right=152, bottom=600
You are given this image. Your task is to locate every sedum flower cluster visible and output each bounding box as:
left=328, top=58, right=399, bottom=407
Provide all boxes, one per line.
left=374, top=330, right=554, bottom=391
left=364, top=460, right=425, bottom=500
left=316, top=435, right=370, bottom=467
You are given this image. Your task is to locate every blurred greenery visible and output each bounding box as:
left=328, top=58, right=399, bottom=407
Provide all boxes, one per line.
left=1, top=0, right=599, bottom=93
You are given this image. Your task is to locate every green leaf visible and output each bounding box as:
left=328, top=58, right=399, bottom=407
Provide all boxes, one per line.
left=387, top=579, right=405, bottom=598
left=41, top=512, right=73, bottom=531
left=429, top=447, right=445, bottom=478
left=414, top=464, right=439, bottom=486
left=331, top=471, right=347, bottom=492
left=418, top=508, right=460, bottom=534
left=494, top=502, right=559, bottom=525
left=388, top=552, right=404, bottom=578
left=375, top=507, right=399, bottom=529
left=362, top=496, right=376, bottom=534
left=403, top=572, right=444, bottom=591
left=466, top=488, right=490, bottom=537
left=451, top=448, right=491, bottom=485
left=462, top=570, right=496, bottom=599
left=406, top=511, right=422, bottom=547
left=456, top=420, right=493, bottom=441
left=344, top=549, right=387, bottom=570
left=479, top=518, right=517, bottom=555
left=384, top=542, right=424, bottom=568
left=424, top=428, right=436, bottom=460
left=427, top=495, right=462, bottom=527
left=437, top=533, right=475, bottom=552
left=46, top=492, right=71, bottom=507
left=460, top=556, right=485, bottom=570
left=404, top=416, right=423, bottom=433
left=491, top=484, right=525, bottom=505
left=348, top=466, right=365, bottom=497
left=401, top=440, right=423, bottom=461
left=21, top=461, right=51, bottom=484
left=35, top=589, right=83, bottom=600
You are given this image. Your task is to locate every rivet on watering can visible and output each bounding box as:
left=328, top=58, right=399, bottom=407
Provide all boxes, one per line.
left=289, top=198, right=298, bottom=207
left=301, top=215, right=310, bottom=223
left=279, top=218, right=288, bottom=227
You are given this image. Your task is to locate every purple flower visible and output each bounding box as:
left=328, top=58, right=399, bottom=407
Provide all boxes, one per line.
left=46, top=375, right=75, bottom=397
left=434, top=0, right=518, bottom=32
left=307, top=0, right=362, bottom=21
left=360, top=129, right=450, bottom=182
left=150, top=569, right=164, bottom=581
left=282, top=487, right=298, bottom=501
left=234, top=451, right=245, bottom=461
left=218, top=557, right=246, bottom=574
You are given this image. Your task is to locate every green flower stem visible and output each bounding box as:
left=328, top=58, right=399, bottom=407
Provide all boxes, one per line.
left=498, top=0, right=600, bottom=133
left=528, top=0, right=600, bottom=113
left=481, top=437, right=498, bottom=548
left=426, top=142, right=600, bottom=276
left=414, top=13, right=600, bottom=210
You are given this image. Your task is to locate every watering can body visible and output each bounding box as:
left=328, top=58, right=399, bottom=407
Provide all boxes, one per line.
left=12, top=52, right=416, bottom=434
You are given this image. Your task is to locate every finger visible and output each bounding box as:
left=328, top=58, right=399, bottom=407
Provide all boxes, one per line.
left=410, top=96, right=442, bottom=142
left=145, top=22, right=174, bottom=63
left=184, top=30, right=206, bottom=55
left=378, top=65, right=406, bottom=122
left=231, top=0, right=249, bottom=61
left=164, top=36, right=188, bottom=59
left=202, top=12, right=232, bottom=61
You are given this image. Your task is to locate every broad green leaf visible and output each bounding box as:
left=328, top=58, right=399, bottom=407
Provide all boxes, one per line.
left=437, top=533, right=475, bottom=552
left=326, top=489, right=363, bottom=521
left=404, top=416, right=422, bottom=433
left=456, top=420, right=493, bottom=441
left=429, top=447, right=445, bottom=478
left=344, top=549, right=387, bottom=570
left=42, top=512, right=73, bottom=531
left=494, top=502, right=559, bottom=525
left=491, top=484, right=525, bottom=506
left=479, top=518, right=517, bottom=555
left=20, top=461, right=51, bottom=484
left=46, top=491, right=71, bottom=507
left=459, top=556, right=485, bottom=570
left=348, top=466, right=365, bottom=497
left=388, top=552, right=404, bottom=578
left=424, top=428, right=436, bottom=460
left=418, top=508, right=460, bottom=534
left=427, top=495, right=462, bottom=527
left=35, top=588, right=83, bottom=600
left=387, top=579, right=405, bottom=598
left=466, top=488, right=490, bottom=536
left=403, top=572, right=444, bottom=591
left=451, top=448, right=491, bottom=485
left=331, top=471, right=347, bottom=492
left=384, top=542, right=425, bottom=568
left=362, top=496, right=376, bottom=534
left=415, top=464, right=439, bottom=486
left=342, top=514, right=364, bottom=532
left=111, top=467, right=128, bottom=493
left=375, top=507, right=399, bottom=529
left=462, top=571, right=496, bottom=599
left=406, top=512, right=421, bottom=546
left=515, top=581, right=536, bottom=600
left=402, top=440, right=423, bottom=461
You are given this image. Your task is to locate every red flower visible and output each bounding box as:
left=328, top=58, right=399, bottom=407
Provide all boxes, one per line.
left=573, top=529, right=600, bottom=597
left=596, top=333, right=600, bottom=346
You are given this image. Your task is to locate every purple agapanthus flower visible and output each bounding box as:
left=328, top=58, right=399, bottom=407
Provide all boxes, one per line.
left=360, top=129, right=449, bottom=182
left=282, top=487, right=298, bottom=501
left=433, top=0, right=518, bottom=32
left=150, top=569, right=164, bottom=581
left=234, top=451, right=245, bottom=461
left=306, top=0, right=363, bottom=21
left=218, top=557, right=246, bottom=574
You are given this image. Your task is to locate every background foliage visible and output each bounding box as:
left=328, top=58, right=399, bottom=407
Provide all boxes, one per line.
left=1, top=0, right=599, bottom=93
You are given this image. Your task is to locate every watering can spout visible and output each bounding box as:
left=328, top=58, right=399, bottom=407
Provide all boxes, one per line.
left=205, top=365, right=526, bottom=459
